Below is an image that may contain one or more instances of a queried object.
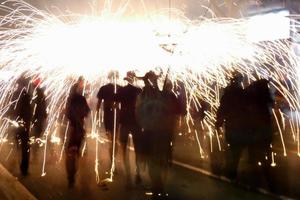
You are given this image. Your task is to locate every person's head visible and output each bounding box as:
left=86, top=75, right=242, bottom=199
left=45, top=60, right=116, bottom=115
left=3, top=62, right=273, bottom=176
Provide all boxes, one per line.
left=124, top=71, right=136, bottom=84
left=230, top=71, right=243, bottom=85
left=32, top=77, right=41, bottom=88
left=17, top=73, right=30, bottom=89
left=76, top=76, right=85, bottom=94
left=108, top=70, right=119, bottom=83
left=143, top=70, right=159, bottom=88
left=163, top=78, right=173, bottom=92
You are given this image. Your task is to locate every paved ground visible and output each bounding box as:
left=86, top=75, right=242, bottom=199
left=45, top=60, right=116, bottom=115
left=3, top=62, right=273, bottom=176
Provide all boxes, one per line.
left=0, top=187, right=7, bottom=200
left=173, top=115, right=300, bottom=199
left=0, top=130, right=280, bottom=200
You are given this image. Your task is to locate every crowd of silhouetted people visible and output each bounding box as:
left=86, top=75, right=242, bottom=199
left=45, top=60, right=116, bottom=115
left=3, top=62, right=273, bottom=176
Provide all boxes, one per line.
left=6, top=69, right=281, bottom=199
left=215, top=72, right=275, bottom=190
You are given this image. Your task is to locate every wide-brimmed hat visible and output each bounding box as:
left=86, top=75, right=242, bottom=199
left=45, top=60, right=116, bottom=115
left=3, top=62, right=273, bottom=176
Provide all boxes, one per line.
left=136, top=71, right=159, bottom=83
left=124, top=71, right=136, bottom=82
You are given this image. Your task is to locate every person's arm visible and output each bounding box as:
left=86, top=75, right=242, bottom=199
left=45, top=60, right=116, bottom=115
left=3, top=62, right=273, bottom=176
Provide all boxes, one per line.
left=96, top=100, right=102, bottom=111
left=215, top=95, right=226, bottom=130
left=96, top=88, right=103, bottom=112
left=84, top=98, right=91, bottom=117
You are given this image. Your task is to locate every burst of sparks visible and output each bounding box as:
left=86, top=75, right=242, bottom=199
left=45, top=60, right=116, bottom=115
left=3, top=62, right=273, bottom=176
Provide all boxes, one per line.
left=0, top=0, right=299, bottom=179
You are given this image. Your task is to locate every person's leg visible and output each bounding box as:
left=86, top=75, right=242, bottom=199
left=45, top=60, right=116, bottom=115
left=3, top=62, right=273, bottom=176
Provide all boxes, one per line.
left=32, top=120, right=44, bottom=162
left=260, top=143, right=276, bottom=192
left=149, top=162, right=164, bottom=195
left=149, top=133, right=166, bottom=196
left=131, top=126, right=143, bottom=185
left=104, top=113, right=114, bottom=174
left=20, top=129, right=30, bottom=176
left=160, top=133, right=172, bottom=195
left=225, top=144, right=243, bottom=180
left=248, top=143, right=266, bottom=187
left=66, top=146, right=78, bottom=187
left=119, top=124, right=131, bottom=186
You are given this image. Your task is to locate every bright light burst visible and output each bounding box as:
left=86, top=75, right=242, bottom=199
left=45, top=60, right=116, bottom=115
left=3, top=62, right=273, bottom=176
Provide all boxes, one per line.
left=0, top=0, right=299, bottom=179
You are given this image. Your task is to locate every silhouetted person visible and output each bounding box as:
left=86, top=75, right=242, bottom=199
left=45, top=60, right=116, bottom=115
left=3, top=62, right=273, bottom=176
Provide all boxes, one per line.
left=115, top=71, right=142, bottom=187
left=12, top=75, right=32, bottom=176
left=136, top=71, right=179, bottom=199
left=246, top=77, right=275, bottom=189
left=31, top=78, right=47, bottom=139
left=65, top=76, right=90, bottom=187
left=215, top=72, right=248, bottom=180
left=189, top=96, right=209, bottom=139
left=30, top=78, right=47, bottom=161
left=161, top=79, right=181, bottom=181
left=96, top=71, right=121, bottom=174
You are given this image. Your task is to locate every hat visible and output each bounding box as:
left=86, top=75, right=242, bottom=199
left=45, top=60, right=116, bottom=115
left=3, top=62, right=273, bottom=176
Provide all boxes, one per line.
left=135, top=70, right=162, bottom=87
left=143, top=71, right=159, bottom=82
left=124, top=71, right=136, bottom=82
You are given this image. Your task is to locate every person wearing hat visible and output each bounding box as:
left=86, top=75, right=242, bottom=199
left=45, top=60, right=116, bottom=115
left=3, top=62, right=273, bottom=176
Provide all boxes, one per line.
left=136, top=71, right=179, bottom=198
left=115, top=71, right=143, bottom=187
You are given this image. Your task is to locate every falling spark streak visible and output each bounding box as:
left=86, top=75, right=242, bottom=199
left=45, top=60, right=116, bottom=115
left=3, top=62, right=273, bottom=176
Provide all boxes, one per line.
left=109, top=77, right=118, bottom=181
left=91, top=112, right=101, bottom=184
left=59, top=121, right=69, bottom=162
left=194, top=129, right=205, bottom=159
left=41, top=130, right=48, bottom=177
left=272, top=108, right=287, bottom=157
left=215, top=130, right=222, bottom=151
left=271, top=152, right=277, bottom=167
left=279, top=110, right=286, bottom=131
left=91, top=111, right=100, bottom=184
left=81, top=141, right=87, bottom=157
left=95, top=131, right=100, bottom=184
left=5, top=146, right=13, bottom=161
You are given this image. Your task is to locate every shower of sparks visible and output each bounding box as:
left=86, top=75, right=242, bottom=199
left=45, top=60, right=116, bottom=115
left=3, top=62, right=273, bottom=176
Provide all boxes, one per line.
left=0, top=0, right=299, bottom=180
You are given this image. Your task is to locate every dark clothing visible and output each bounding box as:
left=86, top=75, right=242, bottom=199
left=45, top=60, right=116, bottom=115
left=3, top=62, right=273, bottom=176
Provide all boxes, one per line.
left=246, top=79, right=274, bottom=145
left=144, top=130, right=172, bottom=195
left=136, top=86, right=180, bottom=194
left=161, top=90, right=181, bottom=132
left=115, top=84, right=142, bottom=147
left=246, top=79, right=275, bottom=190
left=136, top=87, right=180, bottom=132
left=97, top=83, right=120, bottom=132
left=116, top=84, right=142, bottom=125
left=66, top=92, right=90, bottom=148
left=13, top=88, right=32, bottom=175
left=32, top=87, right=47, bottom=138
left=216, top=81, right=248, bottom=180
left=13, top=89, right=32, bottom=127
left=175, top=81, right=187, bottom=116
left=216, top=82, right=248, bottom=145
left=225, top=145, right=244, bottom=180
left=115, top=84, right=142, bottom=182
left=65, top=88, right=90, bottom=186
